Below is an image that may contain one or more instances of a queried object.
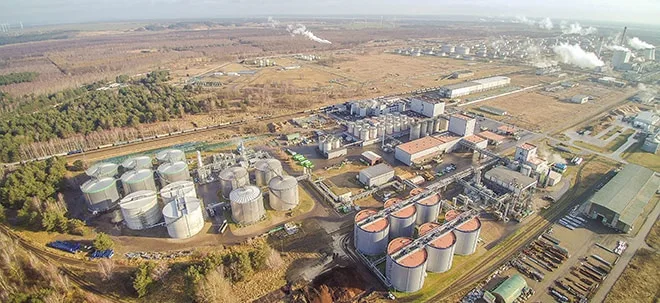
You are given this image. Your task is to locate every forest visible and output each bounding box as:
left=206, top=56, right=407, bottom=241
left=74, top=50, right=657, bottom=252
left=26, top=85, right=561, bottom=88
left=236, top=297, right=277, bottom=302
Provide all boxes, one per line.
left=0, top=72, right=39, bottom=86
left=0, top=71, right=207, bottom=162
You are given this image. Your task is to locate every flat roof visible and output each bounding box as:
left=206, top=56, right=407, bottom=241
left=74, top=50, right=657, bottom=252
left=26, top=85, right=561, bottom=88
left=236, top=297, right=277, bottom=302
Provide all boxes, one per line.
left=388, top=237, right=428, bottom=267
left=518, top=143, right=537, bottom=151
left=435, top=135, right=462, bottom=143
left=463, top=135, right=487, bottom=144
left=473, top=76, right=510, bottom=84
left=451, top=114, right=473, bottom=121
left=396, top=136, right=442, bottom=155
left=360, top=163, right=394, bottom=179
left=361, top=151, right=382, bottom=161
left=589, top=164, right=660, bottom=226
left=417, top=193, right=441, bottom=206
left=484, top=166, right=537, bottom=189
left=477, top=131, right=505, bottom=142
left=443, top=81, right=479, bottom=90
left=497, top=125, right=516, bottom=133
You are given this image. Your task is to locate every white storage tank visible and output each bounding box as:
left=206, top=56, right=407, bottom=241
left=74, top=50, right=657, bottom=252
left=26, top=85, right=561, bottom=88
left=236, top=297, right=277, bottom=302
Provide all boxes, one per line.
left=157, top=161, right=190, bottom=186
left=360, top=128, right=370, bottom=141
left=255, top=159, right=283, bottom=186
left=353, top=125, right=362, bottom=137
left=369, top=127, right=378, bottom=139
left=386, top=237, right=427, bottom=293
left=219, top=166, right=249, bottom=198
left=418, top=223, right=456, bottom=273
left=354, top=209, right=390, bottom=256
left=119, top=190, right=162, bottom=230
left=160, top=180, right=197, bottom=205
left=347, top=122, right=355, bottom=134
left=86, top=162, right=119, bottom=178
left=385, top=199, right=417, bottom=239
left=268, top=175, right=299, bottom=211
left=448, top=211, right=481, bottom=255
left=332, top=137, right=342, bottom=150
left=230, top=186, right=265, bottom=225
left=426, top=119, right=434, bottom=135
left=410, top=123, right=422, bottom=140
left=419, top=120, right=428, bottom=137
left=163, top=196, right=205, bottom=239
left=121, top=156, right=153, bottom=170
left=120, top=169, right=157, bottom=194
left=155, top=149, right=185, bottom=163
left=415, top=193, right=442, bottom=225
left=394, top=122, right=401, bottom=133
left=81, top=177, right=120, bottom=212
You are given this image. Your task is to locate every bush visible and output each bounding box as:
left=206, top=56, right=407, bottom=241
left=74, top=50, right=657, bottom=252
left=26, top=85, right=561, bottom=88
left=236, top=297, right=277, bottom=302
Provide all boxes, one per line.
left=222, top=250, right=253, bottom=282
left=71, top=160, right=86, bottom=171
left=93, top=233, right=114, bottom=251
left=67, top=219, right=86, bottom=236
left=132, top=262, right=156, bottom=298
left=248, top=242, right=269, bottom=271
left=41, top=210, right=68, bottom=233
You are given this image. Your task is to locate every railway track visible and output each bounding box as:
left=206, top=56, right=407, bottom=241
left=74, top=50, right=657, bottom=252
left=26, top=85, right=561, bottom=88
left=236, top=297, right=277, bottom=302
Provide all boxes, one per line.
left=424, top=156, right=596, bottom=302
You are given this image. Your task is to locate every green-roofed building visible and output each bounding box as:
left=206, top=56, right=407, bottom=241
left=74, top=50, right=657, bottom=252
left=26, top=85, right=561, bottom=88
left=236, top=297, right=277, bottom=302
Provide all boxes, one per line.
left=584, top=164, right=660, bottom=233
left=491, top=274, right=527, bottom=303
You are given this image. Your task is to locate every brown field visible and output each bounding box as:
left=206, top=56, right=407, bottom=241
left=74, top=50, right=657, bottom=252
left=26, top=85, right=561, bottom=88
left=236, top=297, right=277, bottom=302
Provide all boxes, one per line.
left=604, top=248, right=660, bottom=303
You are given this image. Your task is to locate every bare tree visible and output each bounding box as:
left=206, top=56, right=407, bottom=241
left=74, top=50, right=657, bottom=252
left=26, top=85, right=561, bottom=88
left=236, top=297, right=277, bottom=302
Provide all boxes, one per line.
left=266, top=249, right=284, bottom=270
left=194, top=267, right=236, bottom=303
left=149, top=262, right=170, bottom=282
left=97, top=259, right=115, bottom=281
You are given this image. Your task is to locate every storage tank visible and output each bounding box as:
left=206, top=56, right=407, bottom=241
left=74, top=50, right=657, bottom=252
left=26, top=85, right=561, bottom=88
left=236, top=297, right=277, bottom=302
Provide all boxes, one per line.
left=86, top=162, right=119, bottom=178
left=453, top=216, right=481, bottom=255
left=385, top=123, right=394, bottom=135
left=320, top=138, right=332, bottom=153
left=219, top=166, right=249, bottom=198
left=409, top=187, right=426, bottom=197
left=426, top=119, right=434, bottom=135
left=120, top=169, right=157, bottom=194
left=419, top=120, right=428, bottom=137
left=230, top=186, right=265, bottom=225
left=415, top=193, right=441, bottom=225
left=353, top=125, right=362, bottom=137
left=119, top=190, right=162, bottom=230
left=162, top=196, right=205, bottom=239
left=332, top=137, right=341, bottom=150
left=360, top=128, right=370, bottom=141
left=157, top=161, right=190, bottom=186
left=160, top=180, right=197, bottom=204
left=255, top=159, right=283, bottom=186
left=433, top=119, right=441, bottom=133
left=385, top=199, right=417, bottom=238
left=418, top=223, right=456, bottom=273
left=394, top=122, right=401, bottom=133
left=354, top=209, right=389, bottom=256
left=155, top=149, right=185, bottom=163
left=268, top=175, right=299, bottom=211
left=347, top=122, right=355, bottom=134
left=410, top=123, right=422, bottom=140
left=386, top=237, right=427, bottom=293
left=369, top=127, right=378, bottom=139
left=81, top=177, right=120, bottom=212
left=121, top=156, right=153, bottom=170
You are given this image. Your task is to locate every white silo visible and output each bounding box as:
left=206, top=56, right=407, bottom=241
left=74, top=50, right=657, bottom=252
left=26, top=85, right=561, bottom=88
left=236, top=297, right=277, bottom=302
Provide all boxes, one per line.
left=332, top=137, right=341, bottom=150
left=415, top=193, right=442, bottom=225
left=453, top=215, right=481, bottom=255
left=419, top=120, right=428, bottom=137
left=393, top=122, right=401, bottom=133
left=347, top=122, right=355, bottom=134
left=369, top=127, right=378, bottom=139
left=433, top=119, right=441, bottom=133
left=360, top=128, right=370, bottom=140
left=155, top=149, right=185, bottom=163
left=410, top=123, right=422, bottom=140
left=81, top=177, right=120, bottom=212
left=219, top=166, right=249, bottom=198
left=385, top=199, right=417, bottom=239
left=120, top=169, right=157, bottom=194
left=230, top=186, right=265, bottom=225
left=157, top=161, right=190, bottom=186
left=354, top=209, right=390, bottom=256
left=385, top=123, right=394, bottom=135
left=268, top=175, right=299, bottom=211
left=418, top=223, right=456, bottom=273
left=119, top=190, right=162, bottom=230
left=254, top=159, right=283, bottom=187
left=425, top=119, right=434, bottom=135
left=160, top=180, right=197, bottom=204
left=386, top=237, right=427, bottom=293
left=86, top=162, right=119, bottom=178
left=163, top=196, right=205, bottom=239
left=353, top=125, right=362, bottom=138
left=121, top=156, right=153, bottom=170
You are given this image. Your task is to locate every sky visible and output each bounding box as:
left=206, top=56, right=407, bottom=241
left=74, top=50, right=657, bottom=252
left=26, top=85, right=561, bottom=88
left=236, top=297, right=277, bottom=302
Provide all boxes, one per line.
left=1, top=0, right=659, bottom=26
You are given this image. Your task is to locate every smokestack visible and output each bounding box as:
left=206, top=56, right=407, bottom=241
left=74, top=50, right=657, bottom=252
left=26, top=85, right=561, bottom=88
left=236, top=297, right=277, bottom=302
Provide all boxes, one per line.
left=597, top=36, right=604, bottom=59
left=620, top=26, right=627, bottom=45
left=196, top=150, right=203, bottom=168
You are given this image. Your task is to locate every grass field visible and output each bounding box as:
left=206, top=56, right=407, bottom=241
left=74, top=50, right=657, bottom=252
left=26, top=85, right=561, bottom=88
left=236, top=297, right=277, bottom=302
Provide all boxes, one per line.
left=621, top=142, right=660, bottom=172
left=604, top=248, right=660, bottom=303
left=573, top=129, right=635, bottom=154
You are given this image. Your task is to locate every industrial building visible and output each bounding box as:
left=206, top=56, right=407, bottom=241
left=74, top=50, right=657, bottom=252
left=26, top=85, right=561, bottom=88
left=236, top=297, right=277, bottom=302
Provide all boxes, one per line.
left=449, top=114, right=476, bottom=136
left=439, top=76, right=511, bottom=98
left=349, top=98, right=406, bottom=117
left=642, top=132, right=660, bottom=154
left=483, top=166, right=538, bottom=196
left=612, top=49, right=631, bottom=70
left=584, top=164, right=660, bottom=233
left=410, top=97, right=445, bottom=117
left=514, top=143, right=537, bottom=163
left=570, top=95, right=589, bottom=104
left=361, top=151, right=383, bottom=166
left=358, top=163, right=395, bottom=187
left=485, top=274, right=528, bottom=303
left=461, top=135, right=488, bottom=150
left=450, top=70, right=474, bottom=79
left=477, top=131, right=505, bottom=145
left=546, top=170, right=562, bottom=187
left=633, top=111, right=659, bottom=132
left=395, top=135, right=461, bottom=166
left=644, top=48, right=656, bottom=61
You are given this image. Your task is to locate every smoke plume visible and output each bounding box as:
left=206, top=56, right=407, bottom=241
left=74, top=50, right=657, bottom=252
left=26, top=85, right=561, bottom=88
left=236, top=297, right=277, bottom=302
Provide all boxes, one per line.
left=513, top=16, right=554, bottom=30
left=560, top=22, right=597, bottom=35
left=606, top=45, right=631, bottom=52
left=286, top=24, right=332, bottom=44
left=628, top=37, right=654, bottom=50
left=553, top=43, right=604, bottom=69
left=267, top=16, right=279, bottom=28
left=538, top=17, right=554, bottom=30
left=525, top=45, right=557, bottom=68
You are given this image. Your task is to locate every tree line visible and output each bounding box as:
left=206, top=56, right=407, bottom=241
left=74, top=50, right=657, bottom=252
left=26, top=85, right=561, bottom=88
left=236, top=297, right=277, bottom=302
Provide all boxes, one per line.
left=0, top=72, right=39, bottom=86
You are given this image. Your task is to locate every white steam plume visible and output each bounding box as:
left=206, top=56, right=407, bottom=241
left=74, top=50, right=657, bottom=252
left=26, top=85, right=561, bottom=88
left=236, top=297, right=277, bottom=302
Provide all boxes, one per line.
left=525, top=45, right=557, bottom=68
left=286, top=24, right=332, bottom=44
left=538, top=17, right=554, bottom=30
left=266, top=16, right=280, bottom=28
left=628, top=37, right=654, bottom=50
left=560, top=22, right=597, bottom=35
left=513, top=16, right=554, bottom=30
left=606, top=45, right=630, bottom=52
left=553, top=43, right=604, bottom=69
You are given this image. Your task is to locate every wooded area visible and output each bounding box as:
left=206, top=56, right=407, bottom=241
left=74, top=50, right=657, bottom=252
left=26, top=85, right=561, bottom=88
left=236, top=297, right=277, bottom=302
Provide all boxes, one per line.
left=0, top=72, right=39, bottom=86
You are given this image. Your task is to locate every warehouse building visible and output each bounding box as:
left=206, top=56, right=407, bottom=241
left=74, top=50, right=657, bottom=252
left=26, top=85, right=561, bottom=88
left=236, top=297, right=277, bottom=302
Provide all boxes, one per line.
left=358, top=163, right=395, bottom=187
left=633, top=111, right=659, bottom=132
left=439, top=76, right=511, bottom=98
left=477, top=131, right=505, bottom=145
left=449, top=114, right=476, bottom=136
left=410, top=97, right=445, bottom=118
left=461, top=135, right=488, bottom=150
left=483, top=274, right=527, bottom=303
left=395, top=135, right=461, bottom=166
left=570, top=95, right=589, bottom=104
left=361, top=151, right=383, bottom=166
left=584, top=164, right=660, bottom=233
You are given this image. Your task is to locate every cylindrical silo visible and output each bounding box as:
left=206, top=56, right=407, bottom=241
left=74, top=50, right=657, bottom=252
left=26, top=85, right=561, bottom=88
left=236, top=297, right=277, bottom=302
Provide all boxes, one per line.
left=360, top=128, right=370, bottom=141
left=219, top=166, right=249, bottom=198
left=255, top=159, right=283, bottom=187
left=160, top=180, right=197, bottom=204
left=119, top=190, right=162, bottom=230
left=369, top=127, right=378, bottom=139
left=385, top=199, right=417, bottom=239
left=409, top=187, right=426, bottom=197
left=385, top=123, right=394, bottom=135
left=426, top=120, right=434, bottom=135
left=347, top=122, right=355, bottom=134
left=393, top=122, right=401, bottom=133
left=268, top=175, right=299, bottom=211
left=321, top=138, right=332, bottom=153
left=155, top=149, right=185, bottom=163
left=230, top=186, right=265, bottom=225
left=419, top=121, right=428, bottom=137
left=86, top=162, right=119, bottom=178
left=162, top=196, right=205, bottom=239
left=121, top=156, right=153, bottom=171
left=454, top=216, right=481, bottom=255
left=410, top=123, right=422, bottom=140
left=120, top=169, right=157, bottom=194
left=415, top=193, right=442, bottom=225
left=354, top=209, right=389, bottom=256
left=386, top=237, right=427, bottom=293
left=433, top=119, right=441, bottom=133
left=418, top=223, right=456, bottom=273
left=353, top=125, right=362, bottom=137
left=157, top=161, right=190, bottom=186
left=332, top=137, right=341, bottom=150
left=81, top=177, right=121, bottom=212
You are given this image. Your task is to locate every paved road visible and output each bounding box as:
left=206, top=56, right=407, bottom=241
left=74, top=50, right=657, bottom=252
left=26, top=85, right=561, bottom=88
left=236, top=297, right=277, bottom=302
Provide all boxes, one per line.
left=590, top=200, right=660, bottom=303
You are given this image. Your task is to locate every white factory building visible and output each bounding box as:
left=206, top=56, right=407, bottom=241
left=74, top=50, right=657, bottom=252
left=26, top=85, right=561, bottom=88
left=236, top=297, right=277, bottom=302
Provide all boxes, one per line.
left=349, top=98, right=407, bottom=117
left=358, top=163, right=395, bottom=187
left=612, top=49, right=631, bottom=70
left=484, top=166, right=538, bottom=196
left=514, top=143, right=537, bottom=163
left=439, top=76, right=511, bottom=98
left=633, top=111, right=659, bottom=132
left=644, top=48, right=655, bottom=61
left=570, top=95, right=589, bottom=104
left=410, top=97, right=445, bottom=118
left=448, top=114, right=476, bottom=136
left=395, top=135, right=461, bottom=166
